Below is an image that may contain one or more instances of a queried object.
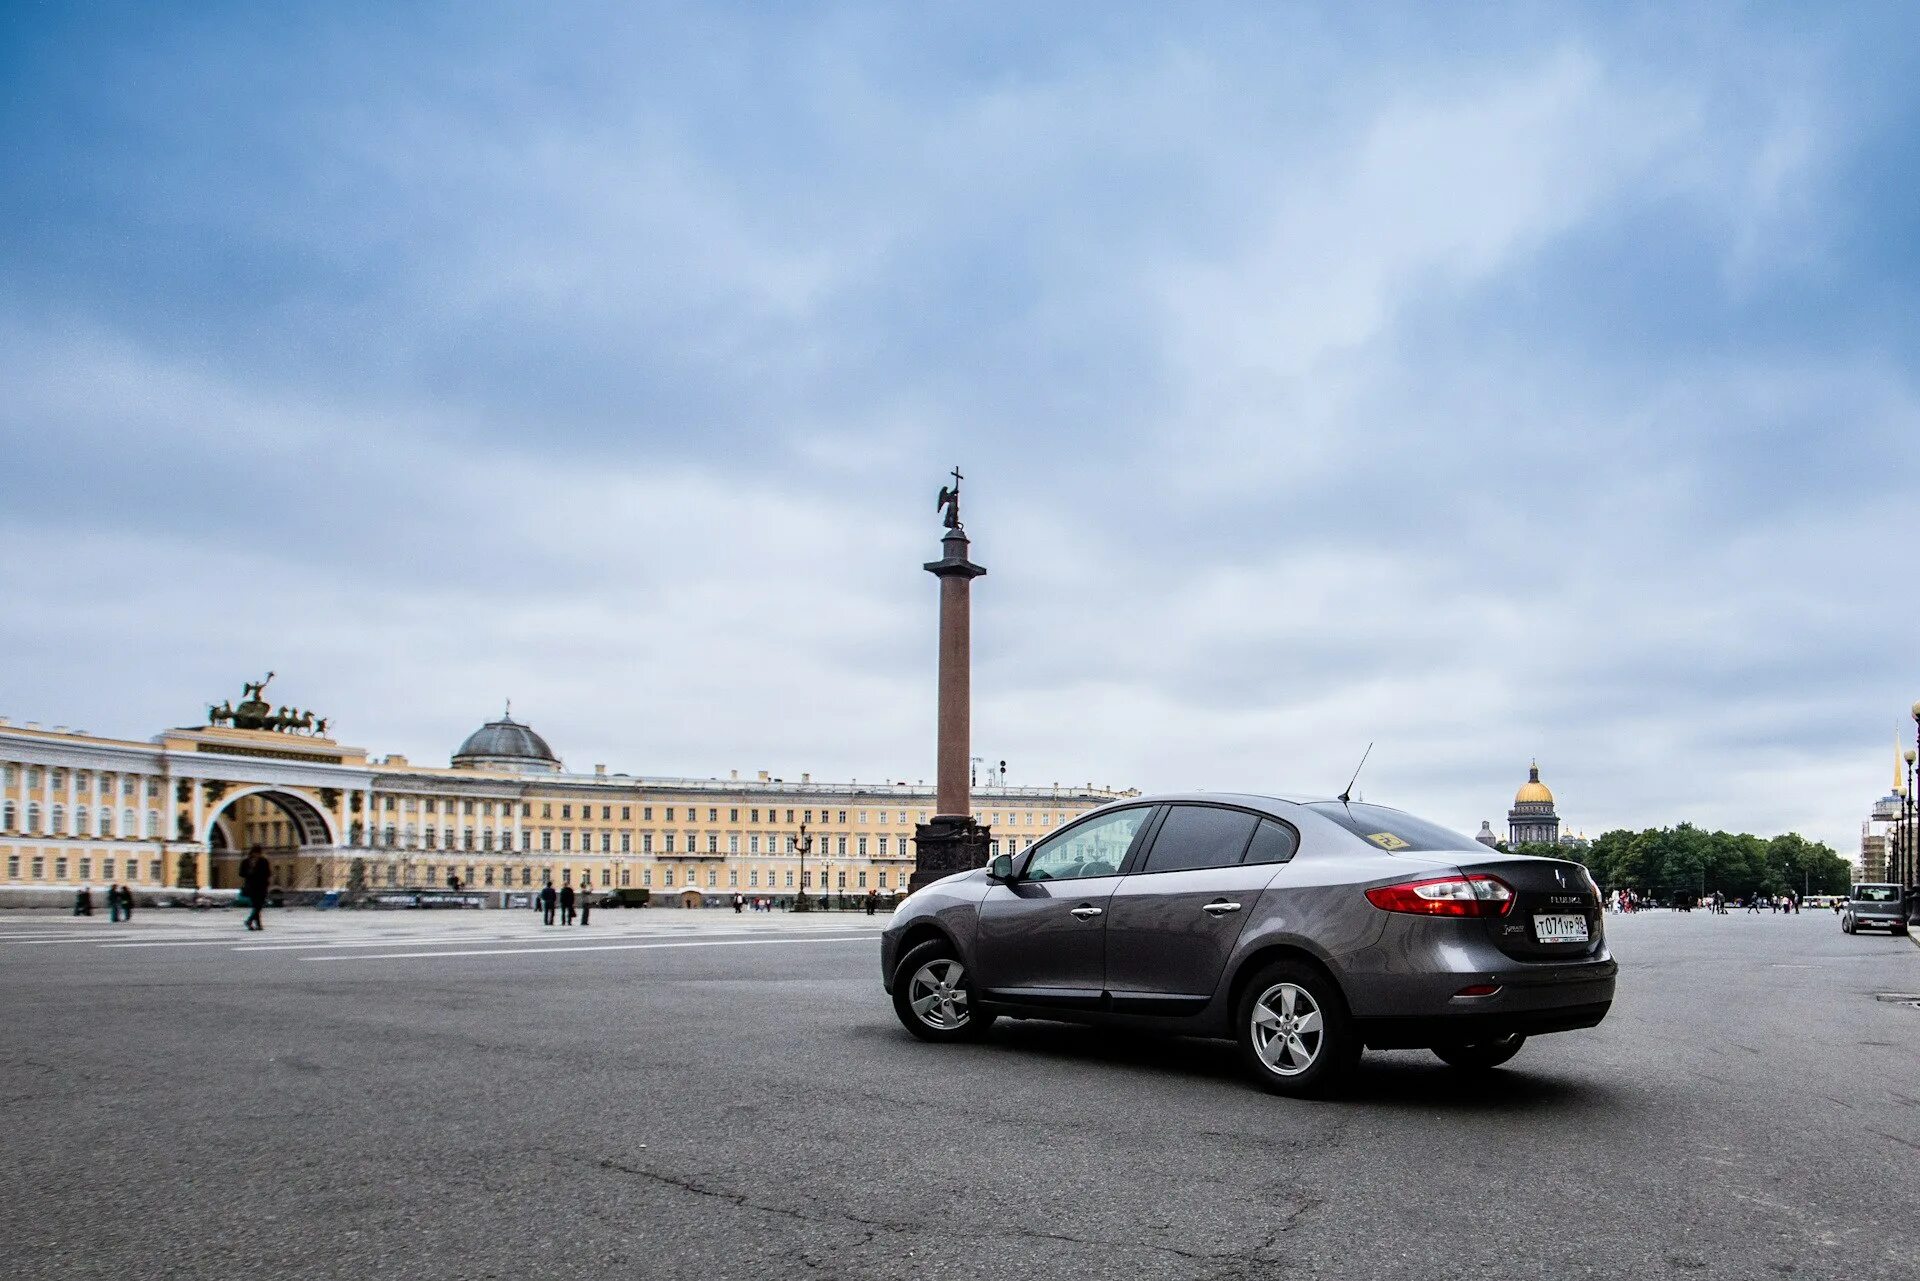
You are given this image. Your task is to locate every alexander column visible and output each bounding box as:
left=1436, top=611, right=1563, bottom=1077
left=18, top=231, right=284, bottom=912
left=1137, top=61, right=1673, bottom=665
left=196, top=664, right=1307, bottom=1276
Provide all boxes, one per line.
left=910, top=467, right=991, bottom=892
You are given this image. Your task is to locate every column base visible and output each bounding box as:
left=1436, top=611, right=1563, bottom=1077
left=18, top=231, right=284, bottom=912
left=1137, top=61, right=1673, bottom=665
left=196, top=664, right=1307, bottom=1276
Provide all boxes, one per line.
left=910, top=815, right=992, bottom=893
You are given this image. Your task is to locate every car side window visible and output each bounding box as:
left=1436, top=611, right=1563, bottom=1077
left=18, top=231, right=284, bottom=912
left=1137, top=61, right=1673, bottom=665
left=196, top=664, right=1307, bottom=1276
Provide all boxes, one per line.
left=1138, top=805, right=1260, bottom=874
left=1242, top=819, right=1298, bottom=865
left=1021, top=808, right=1152, bottom=882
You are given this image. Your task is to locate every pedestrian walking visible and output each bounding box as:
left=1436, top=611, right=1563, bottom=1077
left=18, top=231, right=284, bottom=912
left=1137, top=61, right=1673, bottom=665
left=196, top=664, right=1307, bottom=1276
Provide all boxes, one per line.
left=732, top=891, right=744, bottom=914
left=560, top=882, right=576, bottom=926
left=239, top=845, right=272, bottom=931
left=579, top=890, right=591, bottom=927
left=864, top=890, right=878, bottom=916
left=540, top=881, right=557, bottom=925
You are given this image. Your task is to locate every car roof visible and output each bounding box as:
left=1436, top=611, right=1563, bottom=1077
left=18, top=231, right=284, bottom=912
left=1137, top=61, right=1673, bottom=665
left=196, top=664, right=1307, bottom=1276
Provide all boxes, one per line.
left=1105, top=791, right=1357, bottom=812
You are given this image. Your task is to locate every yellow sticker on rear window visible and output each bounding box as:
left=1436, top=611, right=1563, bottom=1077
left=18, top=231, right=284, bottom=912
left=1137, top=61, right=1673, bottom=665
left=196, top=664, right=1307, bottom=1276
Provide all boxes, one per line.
left=1365, top=832, right=1411, bottom=850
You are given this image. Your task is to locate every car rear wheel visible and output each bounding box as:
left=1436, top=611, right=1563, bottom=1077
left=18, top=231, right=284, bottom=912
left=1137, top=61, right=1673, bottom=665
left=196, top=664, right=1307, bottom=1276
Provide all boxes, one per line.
left=1842, top=916, right=1854, bottom=934
left=1235, top=961, right=1359, bottom=1097
left=891, top=939, right=995, bottom=1043
left=1432, top=1034, right=1527, bottom=1071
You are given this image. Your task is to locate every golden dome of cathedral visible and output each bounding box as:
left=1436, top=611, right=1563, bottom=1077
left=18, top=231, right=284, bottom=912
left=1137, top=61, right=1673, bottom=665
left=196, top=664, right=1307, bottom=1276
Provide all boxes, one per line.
left=1514, top=761, right=1554, bottom=805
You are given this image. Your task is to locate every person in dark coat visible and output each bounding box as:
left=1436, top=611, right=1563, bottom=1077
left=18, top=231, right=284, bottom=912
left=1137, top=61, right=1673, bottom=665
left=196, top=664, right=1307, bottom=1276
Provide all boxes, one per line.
left=240, top=845, right=272, bottom=931
left=119, top=884, right=135, bottom=922
left=578, top=890, right=591, bottom=927
left=559, top=882, right=576, bottom=925
left=539, top=882, right=557, bottom=925
left=74, top=886, right=93, bottom=917
left=107, top=883, right=123, bottom=923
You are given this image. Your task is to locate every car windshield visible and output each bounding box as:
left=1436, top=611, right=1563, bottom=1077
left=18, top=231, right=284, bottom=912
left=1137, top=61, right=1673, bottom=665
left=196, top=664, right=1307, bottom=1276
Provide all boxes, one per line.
left=1853, top=885, right=1899, bottom=902
left=1307, top=803, right=1486, bottom=853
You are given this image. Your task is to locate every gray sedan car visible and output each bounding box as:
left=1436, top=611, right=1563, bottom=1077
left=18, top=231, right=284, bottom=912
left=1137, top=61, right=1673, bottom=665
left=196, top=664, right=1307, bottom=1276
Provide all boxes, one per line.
left=881, top=793, right=1616, bottom=1095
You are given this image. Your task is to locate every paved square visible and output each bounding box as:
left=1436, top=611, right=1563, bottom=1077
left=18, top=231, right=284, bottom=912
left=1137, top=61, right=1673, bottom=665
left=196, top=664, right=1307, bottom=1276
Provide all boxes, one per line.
left=2, top=907, right=1915, bottom=1279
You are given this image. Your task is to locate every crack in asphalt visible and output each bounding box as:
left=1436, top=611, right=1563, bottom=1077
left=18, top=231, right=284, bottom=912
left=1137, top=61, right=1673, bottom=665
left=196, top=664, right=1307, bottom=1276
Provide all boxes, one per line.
left=590, top=1157, right=1321, bottom=1264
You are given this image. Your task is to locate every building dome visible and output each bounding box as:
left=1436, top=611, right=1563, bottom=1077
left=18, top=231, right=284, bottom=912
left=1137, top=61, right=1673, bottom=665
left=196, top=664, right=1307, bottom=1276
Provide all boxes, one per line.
left=452, top=710, right=560, bottom=774
left=1515, top=762, right=1554, bottom=806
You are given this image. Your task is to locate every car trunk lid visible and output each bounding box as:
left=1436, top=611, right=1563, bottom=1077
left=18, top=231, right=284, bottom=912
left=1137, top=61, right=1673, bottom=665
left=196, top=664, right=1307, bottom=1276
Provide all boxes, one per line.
left=1454, top=853, right=1604, bottom=960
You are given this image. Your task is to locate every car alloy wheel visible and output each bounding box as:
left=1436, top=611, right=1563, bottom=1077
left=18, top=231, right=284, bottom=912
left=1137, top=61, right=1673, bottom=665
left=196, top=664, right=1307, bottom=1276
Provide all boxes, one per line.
left=1250, top=981, right=1323, bottom=1076
left=908, top=958, right=970, bottom=1031
left=891, top=938, right=996, bottom=1043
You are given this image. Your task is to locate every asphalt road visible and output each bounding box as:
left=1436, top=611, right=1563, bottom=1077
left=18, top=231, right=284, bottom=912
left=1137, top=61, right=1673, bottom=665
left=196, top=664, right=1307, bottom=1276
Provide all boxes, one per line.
left=2, top=907, right=1916, bottom=1280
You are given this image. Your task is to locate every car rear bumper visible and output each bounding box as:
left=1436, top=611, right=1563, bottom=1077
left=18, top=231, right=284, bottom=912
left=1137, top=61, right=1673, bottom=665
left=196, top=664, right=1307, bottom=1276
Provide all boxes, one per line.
left=1357, top=1000, right=1613, bottom=1049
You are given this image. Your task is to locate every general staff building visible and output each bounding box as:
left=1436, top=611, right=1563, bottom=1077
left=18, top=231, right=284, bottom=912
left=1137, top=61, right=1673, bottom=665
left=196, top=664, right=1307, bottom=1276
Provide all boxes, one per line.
left=0, top=695, right=1135, bottom=904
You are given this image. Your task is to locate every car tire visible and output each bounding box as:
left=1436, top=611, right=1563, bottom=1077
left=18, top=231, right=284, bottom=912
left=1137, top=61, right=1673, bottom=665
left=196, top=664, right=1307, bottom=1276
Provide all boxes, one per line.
left=1432, top=1035, right=1527, bottom=1071
left=1234, top=960, right=1360, bottom=1097
left=891, top=939, right=995, bottom=1043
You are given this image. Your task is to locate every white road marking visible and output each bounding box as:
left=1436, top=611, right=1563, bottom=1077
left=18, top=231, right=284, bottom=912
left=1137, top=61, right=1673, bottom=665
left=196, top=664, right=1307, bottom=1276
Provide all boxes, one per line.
left=232, top=930, right=816, bottom=952
left=301, top=935, right=881, bottom=961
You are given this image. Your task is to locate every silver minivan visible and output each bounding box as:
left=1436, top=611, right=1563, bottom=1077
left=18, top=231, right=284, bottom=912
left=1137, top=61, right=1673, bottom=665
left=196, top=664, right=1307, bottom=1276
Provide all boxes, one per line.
left=1841, top=883, right=1908, bottom=935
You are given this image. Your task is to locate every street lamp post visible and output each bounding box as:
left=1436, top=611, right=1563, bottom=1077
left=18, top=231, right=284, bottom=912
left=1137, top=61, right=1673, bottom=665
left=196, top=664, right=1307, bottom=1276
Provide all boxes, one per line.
left=791, top=821, right=812, bottom=913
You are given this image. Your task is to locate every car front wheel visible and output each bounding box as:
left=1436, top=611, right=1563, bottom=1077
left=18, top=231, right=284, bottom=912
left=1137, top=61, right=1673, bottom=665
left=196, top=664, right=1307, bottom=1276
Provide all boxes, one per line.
left=1234, top=960, right=1359, bottom=1097
left=891, top=939, right=995, bottom=1043
left=1432, top=1034, right=1527, bottom=1071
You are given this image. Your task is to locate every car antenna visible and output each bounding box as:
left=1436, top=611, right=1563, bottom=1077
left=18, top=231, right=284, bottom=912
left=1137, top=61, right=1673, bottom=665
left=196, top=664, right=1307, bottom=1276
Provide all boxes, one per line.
left=1338, top=742, right=1373, bottom=805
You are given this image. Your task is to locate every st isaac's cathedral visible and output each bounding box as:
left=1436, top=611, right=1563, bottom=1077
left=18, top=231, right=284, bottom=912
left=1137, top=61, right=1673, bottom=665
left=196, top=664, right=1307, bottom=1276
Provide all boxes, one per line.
left=1474, top=761, right=1588, bottom=850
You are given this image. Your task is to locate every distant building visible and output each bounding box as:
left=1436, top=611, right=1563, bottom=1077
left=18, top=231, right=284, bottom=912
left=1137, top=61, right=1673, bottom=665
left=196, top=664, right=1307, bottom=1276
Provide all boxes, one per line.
left=1474, top=820, right=1500, bottom=848
left=1859, top=825, right=1887, bottom=882
left=1507, top=761, right=1561, bottom=846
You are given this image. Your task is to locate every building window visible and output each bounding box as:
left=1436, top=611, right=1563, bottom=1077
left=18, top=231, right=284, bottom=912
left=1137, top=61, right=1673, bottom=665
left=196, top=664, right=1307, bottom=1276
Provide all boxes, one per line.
left=730, top=808, right=740, bottom=823
left=643, top=868, right=653, bottom=887
left=620, top=833, right=630, bottom=853
left=837, top=871, right=847, bottom=889
left=786, top=870, right=795, bottom=887
left=643, top=833, right=654, bottom=854
left=729, top=869, right=739, bottom=887
left=664, top=833, right=675, bottom=853
left=121, top=807, right=134, bottom=835
left=560, top=832, right=572, bottom=852
left=749, top=869, right=760, bottom=887
left=5, top=855, right=17, bottom=879
left=879, top=870, right=889, bottom=888
left=78, top=857, right=91, bottom=881
left=51, top=804, right=65, bottom=835
left=837, top=811, right=848, bottom=824
left=1, top=801, right=13, bottom=831
left=601, top=867, right=611, bottom=886
left=54, top=857, right=68, bottom=880
left=728, top=835, right=740, bottom=854
left=643, top=807, right=653, bottom=821
left=857, top=837, right=867, bottom=857
left=879, top=837, right=889, bottom=857
left=664, top=868, right=674, bottom=887
left=32, top=856, right=45, bottom=879
left=601, top=832, right=612, bottom=853
left=858, top=871, right=867, bottom=888
left=749, top=835, right=760, bottom=854
left=707, top=869, right=717, bottom=887
left=706, top=834, right=718, bottom=854
left=146, top=810, right=159, bottom=837
left=520, top=832, right=531, bottom=851
left=708, top=808, right=718, bottom=823
left=836, top=837, right=847, bottom=856
left=27, top=802, right=41, bottom=833
left=541, top=832, right=552, bottom=852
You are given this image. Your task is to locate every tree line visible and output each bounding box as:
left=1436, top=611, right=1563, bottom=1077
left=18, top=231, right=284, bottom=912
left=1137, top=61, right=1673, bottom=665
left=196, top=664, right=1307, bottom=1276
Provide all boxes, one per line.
left=1503, top=824, right=1852, bottom=899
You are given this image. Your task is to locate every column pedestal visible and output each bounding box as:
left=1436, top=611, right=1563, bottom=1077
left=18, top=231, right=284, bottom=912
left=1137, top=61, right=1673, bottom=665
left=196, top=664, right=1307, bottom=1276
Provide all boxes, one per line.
left=910, top=815, right=991, bottom=893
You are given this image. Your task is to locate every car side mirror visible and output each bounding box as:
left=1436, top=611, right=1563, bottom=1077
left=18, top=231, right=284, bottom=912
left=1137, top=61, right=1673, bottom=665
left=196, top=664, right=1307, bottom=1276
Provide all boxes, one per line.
left=989, top=854, right=1014, bottom=882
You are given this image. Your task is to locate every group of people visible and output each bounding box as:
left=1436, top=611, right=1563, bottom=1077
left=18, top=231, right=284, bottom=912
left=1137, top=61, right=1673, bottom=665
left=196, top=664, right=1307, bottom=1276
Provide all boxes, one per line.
left=533, top=882, right=589, bottom=926
left=1609, top=887, right=1806, bottom=914
left=71, top=885, right=137, bottom=921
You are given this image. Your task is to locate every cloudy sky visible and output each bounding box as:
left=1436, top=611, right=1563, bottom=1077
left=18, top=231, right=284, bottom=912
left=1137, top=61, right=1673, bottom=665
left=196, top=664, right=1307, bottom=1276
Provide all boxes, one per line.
left=3, top=3, right=1916, bottom=851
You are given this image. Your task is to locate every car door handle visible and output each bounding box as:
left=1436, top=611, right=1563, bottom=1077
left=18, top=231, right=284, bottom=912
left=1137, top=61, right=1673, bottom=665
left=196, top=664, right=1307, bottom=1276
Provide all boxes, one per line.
left=1070, top=905, right=1103, bottom=919
left=1201, top=901, right=1242, bottom=916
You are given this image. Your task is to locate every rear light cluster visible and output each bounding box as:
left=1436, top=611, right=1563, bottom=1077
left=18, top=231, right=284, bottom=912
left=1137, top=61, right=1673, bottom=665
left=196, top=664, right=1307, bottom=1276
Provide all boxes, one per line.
left=1365, top=874, right=1515, bottom=918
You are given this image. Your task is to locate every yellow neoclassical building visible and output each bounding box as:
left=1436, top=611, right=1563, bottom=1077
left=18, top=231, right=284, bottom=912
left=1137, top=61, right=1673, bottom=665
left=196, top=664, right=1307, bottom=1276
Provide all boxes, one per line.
left=0, top=683, right=1134, bottom=905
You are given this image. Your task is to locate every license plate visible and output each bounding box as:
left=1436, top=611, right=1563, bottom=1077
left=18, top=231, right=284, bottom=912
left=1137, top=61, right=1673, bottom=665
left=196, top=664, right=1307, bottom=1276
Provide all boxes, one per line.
left=1534, top=914, right=1589, bottom=943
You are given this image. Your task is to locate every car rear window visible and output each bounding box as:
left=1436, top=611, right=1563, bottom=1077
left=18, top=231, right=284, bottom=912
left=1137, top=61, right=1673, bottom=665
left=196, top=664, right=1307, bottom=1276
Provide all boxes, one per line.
left=1852, top=885, right=1899, bottom=903
left=1307, top=802, right=1486, bottom=853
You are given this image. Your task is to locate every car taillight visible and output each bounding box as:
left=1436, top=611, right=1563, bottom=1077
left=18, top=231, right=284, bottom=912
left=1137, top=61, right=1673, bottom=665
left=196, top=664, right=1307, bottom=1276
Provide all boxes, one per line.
left=1365, top=874, right=1515, bottom=918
